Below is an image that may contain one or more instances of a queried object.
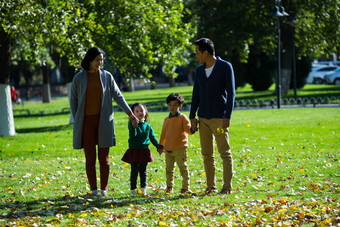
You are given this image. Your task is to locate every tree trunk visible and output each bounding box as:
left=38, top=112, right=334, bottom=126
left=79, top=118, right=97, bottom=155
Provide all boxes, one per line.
left=0, top=29, right=10, bottom=84
left=0, top=29, right=15, bottom=136
left=42, top=64, right=51, bottom=103
left=169, top=75, right=175, bottom=87
left=128, top=68, right=135, bottom=92
left=187, top=71, right=194, bottom=86
left=0, top=85, right=16, bottom=136
left=280, top=24, right=294, bottom=94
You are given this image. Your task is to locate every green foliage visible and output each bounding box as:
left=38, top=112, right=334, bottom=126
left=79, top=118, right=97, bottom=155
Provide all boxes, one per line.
left=89, top=0, right=195, bottom=78
left=246, top=48, right=276, bottom=91
left=0, top=108, right=339, bottom=225
left=188, top=0, right=339, bottom=61
left=1, top=0, right=195, bottom=79
left=291, top=56, right=312, bottom=89
left=186, top=0, right=340, bottom=91
left=0, top=0, right=95, bottom=67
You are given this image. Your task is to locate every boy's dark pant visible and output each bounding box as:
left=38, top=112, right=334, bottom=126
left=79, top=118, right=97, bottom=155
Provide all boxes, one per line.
left=130, top=163, right=148, bottom=190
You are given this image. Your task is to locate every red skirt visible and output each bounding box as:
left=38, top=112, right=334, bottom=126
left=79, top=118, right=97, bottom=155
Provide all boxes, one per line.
left=121, top=148, right=154, bottom=163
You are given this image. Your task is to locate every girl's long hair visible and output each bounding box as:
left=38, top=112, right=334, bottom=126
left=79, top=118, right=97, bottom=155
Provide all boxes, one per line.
left=131, top=103, right=149, bottom=122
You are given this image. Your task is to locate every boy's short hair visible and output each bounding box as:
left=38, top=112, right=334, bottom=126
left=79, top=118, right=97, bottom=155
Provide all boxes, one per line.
left=166, top=93, right=184, bottom=105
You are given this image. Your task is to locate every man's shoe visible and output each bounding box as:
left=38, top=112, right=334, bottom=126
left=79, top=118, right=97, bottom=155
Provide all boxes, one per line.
left=219, top=189, right=232, bottom=194
left=131, top=189, right=138, bottom=195
left=204, top=187, right=217, bottom=194
left=165, top=187, right=173, bottom=194
left=141, top=187, right=147, bottom=195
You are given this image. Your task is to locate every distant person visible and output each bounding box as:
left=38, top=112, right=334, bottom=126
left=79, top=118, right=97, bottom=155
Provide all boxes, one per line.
left=189, top=38, right=236, bottom=194
left=159, top=93, right=196, bottom=194
left=10, top=86, right=17, bottom=103
left=70, top=47, right=139, bottom=197
left=122, top=103, right=160, bottom=196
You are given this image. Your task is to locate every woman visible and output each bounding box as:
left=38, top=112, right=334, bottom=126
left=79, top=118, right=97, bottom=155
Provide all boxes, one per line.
left=70, top=47, right=138, bottom=197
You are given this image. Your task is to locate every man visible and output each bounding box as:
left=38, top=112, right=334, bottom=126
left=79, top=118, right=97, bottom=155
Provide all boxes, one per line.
left=190, top=38, right=235, bottom=194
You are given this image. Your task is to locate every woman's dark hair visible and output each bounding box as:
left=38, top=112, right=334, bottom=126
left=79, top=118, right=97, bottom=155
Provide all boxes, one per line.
left=194, top=38, right=215, bottom=56
left=81, top=47, right=105, bottom=71
left=166, top=93, right=184, bottom=105
left=131, top=103, right=149, bottom=122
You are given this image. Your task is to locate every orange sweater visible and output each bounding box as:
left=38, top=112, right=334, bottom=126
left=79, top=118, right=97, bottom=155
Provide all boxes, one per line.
left=85, top=71, right=102, bottom=115
left=159, top=113, right=194, bottom=151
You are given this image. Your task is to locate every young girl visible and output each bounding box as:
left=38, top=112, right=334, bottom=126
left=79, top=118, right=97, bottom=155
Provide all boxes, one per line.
left=121, top=103, right=160, bottom=195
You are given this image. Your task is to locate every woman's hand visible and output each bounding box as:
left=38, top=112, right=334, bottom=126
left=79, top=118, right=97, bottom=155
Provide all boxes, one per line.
left=128, top=112, right=139, bottom=127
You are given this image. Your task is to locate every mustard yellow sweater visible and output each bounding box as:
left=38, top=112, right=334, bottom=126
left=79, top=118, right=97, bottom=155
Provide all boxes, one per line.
left=159, top=112, right=194, bottom=151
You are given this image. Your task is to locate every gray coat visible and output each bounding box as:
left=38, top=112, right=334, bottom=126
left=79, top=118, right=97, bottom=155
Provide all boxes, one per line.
left=70, top=69, right=131, bottom=149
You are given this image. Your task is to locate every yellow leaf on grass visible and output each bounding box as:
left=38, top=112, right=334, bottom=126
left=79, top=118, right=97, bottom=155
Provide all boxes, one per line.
left=201, top=172, right=206, bottom=177
left=159, top=221, right=168, bottom=226
left=299, top=168, right=304, bottom=172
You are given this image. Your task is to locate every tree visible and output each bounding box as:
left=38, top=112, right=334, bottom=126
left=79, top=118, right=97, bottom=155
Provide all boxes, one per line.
left=1, top=0, right=195, bottom=135
left=87, top=0, right=195, bottom=91
left=187, top=0, right=340, bottom=93
left=0, top=0, right=95, bottom=136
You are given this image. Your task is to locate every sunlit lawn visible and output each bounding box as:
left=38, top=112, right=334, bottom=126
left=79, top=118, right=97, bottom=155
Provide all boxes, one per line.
left=12, top=84, right=340, bottom=114
left=0, top=107, right=339, bottom=226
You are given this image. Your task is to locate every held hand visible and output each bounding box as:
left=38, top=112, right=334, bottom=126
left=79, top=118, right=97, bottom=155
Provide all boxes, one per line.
left=129, top=114, right=139, bottom=127
left=191, top=118, right=199, bottom=131
left=158, top=148, right=165, bottom=155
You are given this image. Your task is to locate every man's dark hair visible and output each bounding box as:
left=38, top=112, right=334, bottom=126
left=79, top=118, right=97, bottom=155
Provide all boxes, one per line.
left=81, top=47, right=105, bottom=71
left=166, top=93, right=184, bottom=105
left=194, top=38, right=215, bottom=55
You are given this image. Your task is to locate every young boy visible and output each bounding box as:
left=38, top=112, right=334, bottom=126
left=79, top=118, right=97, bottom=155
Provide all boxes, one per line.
left=158, top=93, right=196, bottom=194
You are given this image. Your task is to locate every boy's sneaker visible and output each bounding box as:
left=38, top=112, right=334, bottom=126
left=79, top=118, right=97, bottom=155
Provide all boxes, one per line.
left=141, top=187, right=147, bottom=195
left=131, top=189, right=138, bottom=195
left=165, top=186, right=173, bottom=194
left=180, top=189, right=193, bottom=194
left=204, top=187, right=217, bottom=194
left=101, top=190, right=108, bottom=197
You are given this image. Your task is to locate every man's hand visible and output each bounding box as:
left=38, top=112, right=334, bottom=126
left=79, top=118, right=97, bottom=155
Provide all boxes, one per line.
left=221, top=118, right=230, bottom=129
left=191, top=118, right=199, bottom=131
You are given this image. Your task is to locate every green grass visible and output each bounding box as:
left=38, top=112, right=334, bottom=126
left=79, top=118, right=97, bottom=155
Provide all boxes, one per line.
left=0, top=107, right=339, bottom=226
left=13, top=84, right=340, bottom=114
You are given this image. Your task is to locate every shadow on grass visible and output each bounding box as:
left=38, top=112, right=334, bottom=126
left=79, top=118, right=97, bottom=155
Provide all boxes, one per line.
left=13, top=110, right=71, bottom=117
left=16, top=124, right=72, bottom=134
left=0, top=191, right=211, bottom=220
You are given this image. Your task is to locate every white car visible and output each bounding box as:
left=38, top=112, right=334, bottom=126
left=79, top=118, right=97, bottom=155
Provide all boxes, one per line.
left=324, top=68, right=340, bottom=85
left=306, top=66, right=338, bottom=84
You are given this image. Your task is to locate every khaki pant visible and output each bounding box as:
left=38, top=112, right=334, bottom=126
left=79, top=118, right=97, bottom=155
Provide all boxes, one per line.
left=199, top=117, right=233, bottom=190
left=165, top=148, right=189, bottom=190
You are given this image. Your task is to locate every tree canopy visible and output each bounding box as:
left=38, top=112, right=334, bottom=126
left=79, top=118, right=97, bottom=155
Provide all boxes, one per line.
left=187, top=0, right=340, bottom=92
